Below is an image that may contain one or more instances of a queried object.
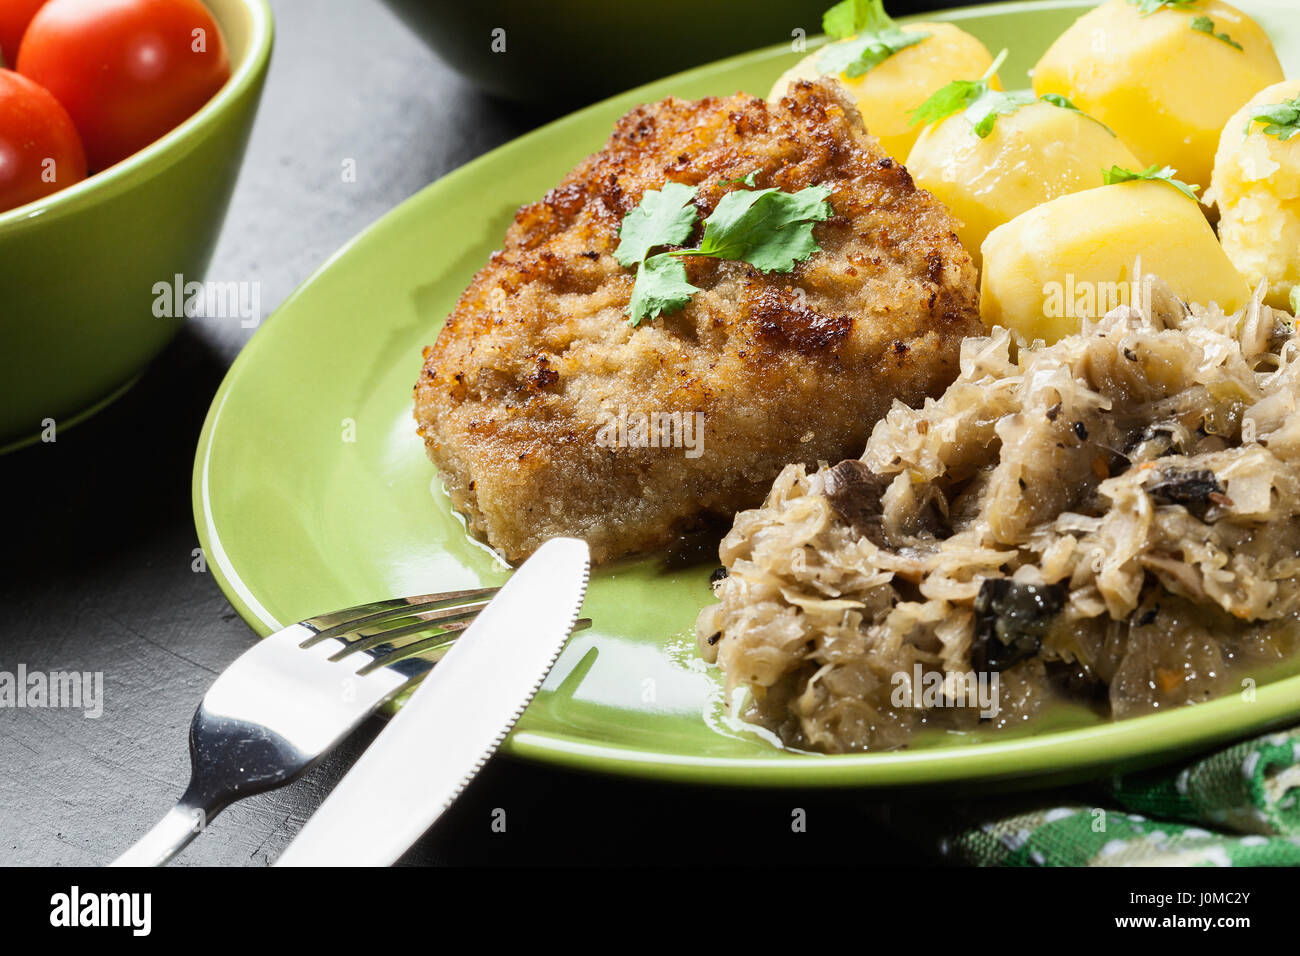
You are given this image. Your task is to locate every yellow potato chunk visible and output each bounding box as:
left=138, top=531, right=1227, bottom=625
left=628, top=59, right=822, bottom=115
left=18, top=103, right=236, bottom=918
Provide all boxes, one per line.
left=1208, top=79, right=1300, bottom=310
left=906, top=99, right=1141, bottom=267
left=981, top=180, right=1250, bottom=343
left=1032, top=0, right=1283, bottom=191
left=770, top=22, right=996, bottom=160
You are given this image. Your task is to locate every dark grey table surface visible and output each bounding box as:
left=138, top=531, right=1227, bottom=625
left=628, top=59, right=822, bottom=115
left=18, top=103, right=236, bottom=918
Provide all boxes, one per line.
left=0, top=0, right=968, bottom=866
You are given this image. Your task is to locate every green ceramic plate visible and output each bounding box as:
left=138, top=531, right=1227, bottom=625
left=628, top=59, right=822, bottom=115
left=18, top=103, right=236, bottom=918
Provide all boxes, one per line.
left=195, top=0, right=1300, bottom=789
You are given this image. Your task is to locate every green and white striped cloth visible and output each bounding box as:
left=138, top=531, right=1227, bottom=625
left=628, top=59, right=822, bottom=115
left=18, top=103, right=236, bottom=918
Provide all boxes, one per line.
left=881, top=728, right=1300, bottom=866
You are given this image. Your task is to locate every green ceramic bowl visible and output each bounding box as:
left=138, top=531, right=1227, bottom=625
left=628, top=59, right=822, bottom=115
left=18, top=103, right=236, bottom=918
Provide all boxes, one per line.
left=0, top=0, right=273, bottom=452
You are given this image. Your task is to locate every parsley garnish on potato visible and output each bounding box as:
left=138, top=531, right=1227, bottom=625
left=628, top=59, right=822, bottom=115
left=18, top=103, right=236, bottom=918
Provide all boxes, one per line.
left=909, top=50, right=1018, bottom=135
left=822, top=0, right=878, bottom=39
left=615, top=181, right=834, bottom=325
left=818, top=0, right=929, bottom=79
left=963, top=88, right=1037, bottom=138
left=1244, top=94, right=1300, bottom=142
left=1036, top=93, right=1118, bottom=135
left=1102, top=164, right=1201, bottom=203
left=908, top=76, right=996, bottom=130
left=911, top=51, right=1111, bottom=139
left=1190, top=15, right=1243, bottom=50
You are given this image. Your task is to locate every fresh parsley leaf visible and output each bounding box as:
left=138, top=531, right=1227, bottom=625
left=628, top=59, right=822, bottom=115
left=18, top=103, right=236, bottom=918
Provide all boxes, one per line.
left=818, top=28, right=927, bottom=78
left=720, top=171, right=759, bottom=187
left=614, top=182, right=699, bottom=268
left=908, top=48, right=1007, bottom=129
left=910, top=79, right=984, bottom=127
left=686, top=185, right=834, bottom=273
left=909, top=51, right=1093, bottom=140
left=1244, top=95, right=1300, bottom=142
left=911, top=56, right=1115, bottom=140
left=817, top=0, right=928, bottom=78
left=966, top=88, right=1036, bottom=138
left=622, top=182, right=833, bottom=323
left=628, top=253, right=698, bottom=325
left=1190, top=15, right=1243, bottom=50
left=1034, top=92, right=1076, bottom=112
left=822, top=0, right=892, bottom=40
left=1127, top=0, right=1197, bottom=16
left=1037, top=92, right=1118, bottom=136
left=1102, top=164, right=1201, bottom=203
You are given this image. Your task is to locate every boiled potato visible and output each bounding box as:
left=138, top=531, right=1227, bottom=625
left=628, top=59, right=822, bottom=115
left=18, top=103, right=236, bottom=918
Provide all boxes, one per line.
left=981, top=180, right=1250, bottom=343
left=1033, top=0, right=1282, bottom=191
left=1208, top=79, right=1300, bottom=310
left=906, top=99, right=1141, bottom=267
left=770, top=22, right=996, bottom=160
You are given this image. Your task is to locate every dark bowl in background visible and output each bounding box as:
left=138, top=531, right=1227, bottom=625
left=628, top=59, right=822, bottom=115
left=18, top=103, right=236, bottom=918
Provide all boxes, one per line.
left=380, top=0, right=839, bottom=106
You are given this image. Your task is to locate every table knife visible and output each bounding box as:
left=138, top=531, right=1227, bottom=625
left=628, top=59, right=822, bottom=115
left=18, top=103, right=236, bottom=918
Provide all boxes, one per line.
left=274, top=536, right=590, bottom=866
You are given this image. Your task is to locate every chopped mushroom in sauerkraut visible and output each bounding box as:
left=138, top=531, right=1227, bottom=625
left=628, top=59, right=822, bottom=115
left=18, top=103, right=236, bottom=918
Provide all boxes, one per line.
left=697, top=279, right=1300, bottom=752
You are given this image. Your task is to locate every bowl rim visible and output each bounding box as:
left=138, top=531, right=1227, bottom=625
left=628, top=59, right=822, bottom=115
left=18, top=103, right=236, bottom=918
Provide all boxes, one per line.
left=0, top=0, right=274, bottom=231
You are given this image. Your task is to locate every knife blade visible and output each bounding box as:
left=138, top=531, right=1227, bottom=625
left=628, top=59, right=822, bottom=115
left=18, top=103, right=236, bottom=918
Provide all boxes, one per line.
left=274, top=536, right=590, bottom=866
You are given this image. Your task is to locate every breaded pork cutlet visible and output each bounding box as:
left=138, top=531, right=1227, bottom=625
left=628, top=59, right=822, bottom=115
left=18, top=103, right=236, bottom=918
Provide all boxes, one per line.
left=414, top=79, right=981, bottom=563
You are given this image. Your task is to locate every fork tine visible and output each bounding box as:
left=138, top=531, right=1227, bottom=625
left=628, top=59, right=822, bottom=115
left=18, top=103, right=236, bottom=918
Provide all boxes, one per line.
left=357, top=631, right=459, bottom=675
left=358, top=617, right=595, bottom=675
left=326, top=606, right=487, bottom=661
left=300, top=586, right=500, bottom=647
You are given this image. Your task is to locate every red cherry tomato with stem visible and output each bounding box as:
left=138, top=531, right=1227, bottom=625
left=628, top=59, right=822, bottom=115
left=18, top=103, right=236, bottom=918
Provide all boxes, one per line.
left=17, top=0, right=229, bottom=171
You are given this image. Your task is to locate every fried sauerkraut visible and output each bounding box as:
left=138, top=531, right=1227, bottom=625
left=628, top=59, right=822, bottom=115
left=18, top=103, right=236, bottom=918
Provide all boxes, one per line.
left=697, top=280, right=1300, bottom=752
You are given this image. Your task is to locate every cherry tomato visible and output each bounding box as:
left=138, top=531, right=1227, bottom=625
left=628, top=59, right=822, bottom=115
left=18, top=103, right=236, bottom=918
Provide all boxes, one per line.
left=0, top=0, right=48, bottom=67
left=17, top=0, right=229, bottom=170
left=0, top=67, right=86, bottom=212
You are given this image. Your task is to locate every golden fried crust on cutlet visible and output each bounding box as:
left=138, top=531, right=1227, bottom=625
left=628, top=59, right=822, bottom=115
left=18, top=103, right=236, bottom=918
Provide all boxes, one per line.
left=414, top=79, right=981, bottom=563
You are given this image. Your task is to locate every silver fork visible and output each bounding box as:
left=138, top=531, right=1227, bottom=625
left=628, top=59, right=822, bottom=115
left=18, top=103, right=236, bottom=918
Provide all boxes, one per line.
left=112, top=587, right=588, bottom=867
